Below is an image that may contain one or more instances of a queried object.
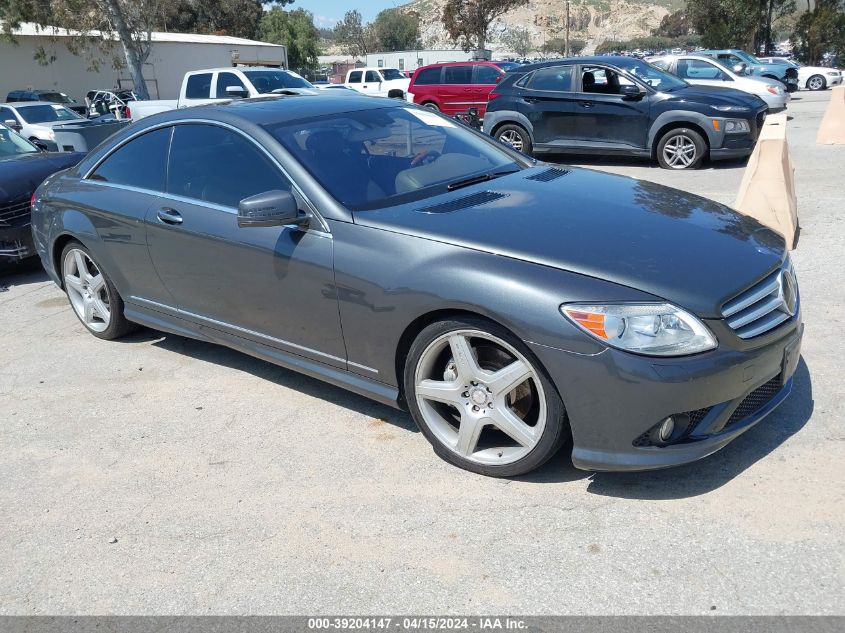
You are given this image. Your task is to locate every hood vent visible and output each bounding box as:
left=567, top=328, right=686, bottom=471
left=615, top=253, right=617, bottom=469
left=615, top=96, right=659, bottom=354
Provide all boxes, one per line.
left=525, top=167, right=571, bottom=182
left=416, top=190, right=508, bottom=214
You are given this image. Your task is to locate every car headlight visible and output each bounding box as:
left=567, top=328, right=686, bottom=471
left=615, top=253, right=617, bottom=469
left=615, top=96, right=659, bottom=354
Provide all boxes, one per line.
left=827, top=71, right=840, bottom=76
left=723, top=119, right=750, bottom=133
left=560, top=303, right=717, bottom=357
left=713, top=104, right=750, bottom=112
left=766, top=85, right=781, bottom=95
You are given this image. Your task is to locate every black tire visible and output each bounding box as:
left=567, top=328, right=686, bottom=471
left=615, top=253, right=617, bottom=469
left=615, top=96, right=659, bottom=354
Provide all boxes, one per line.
left=806, top=74, right=826, bottom=91
left=60, top=240, right=136, bottom=340
left=421, top=101, right=440, bottom=111
left=403, top=316, right=569, bottom=477
left=656, top=127, right=706, bottom=170
left=494, top=123, right=533, bottom=155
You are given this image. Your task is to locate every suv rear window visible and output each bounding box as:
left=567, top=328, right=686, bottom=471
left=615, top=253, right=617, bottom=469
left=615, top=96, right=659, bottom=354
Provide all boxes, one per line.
left=414, top=67, right=442, bottom=85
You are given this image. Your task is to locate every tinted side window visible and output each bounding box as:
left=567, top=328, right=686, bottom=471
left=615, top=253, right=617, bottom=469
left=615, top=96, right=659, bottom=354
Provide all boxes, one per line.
left=473, top=65, right=502, bottom=85
left=529, top=66, right=573, bottom=91
left=365, top=71, right=380, bottom=83
left=0, top=106, right=14, bottom=121
left=348, top=71, right=362, bottom=83
left=413, top=67, right=442, bottom=85
left=216, top=72, right=247, bottom=98
left=167, top=124, right=290, bottom=209
left=185, top=73, right=212, bottom=99
left=444, top=65, right=473, bottom=84
left=89, top=127, right=171, bottom=192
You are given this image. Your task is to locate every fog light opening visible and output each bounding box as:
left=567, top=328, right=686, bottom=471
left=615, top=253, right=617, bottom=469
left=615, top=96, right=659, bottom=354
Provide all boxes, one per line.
left=658, top=416, right=675, bottom=443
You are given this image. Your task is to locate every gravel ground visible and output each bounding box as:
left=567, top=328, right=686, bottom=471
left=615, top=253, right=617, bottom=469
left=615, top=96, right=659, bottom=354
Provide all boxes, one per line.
left=0, top=90, right=842, bottom=615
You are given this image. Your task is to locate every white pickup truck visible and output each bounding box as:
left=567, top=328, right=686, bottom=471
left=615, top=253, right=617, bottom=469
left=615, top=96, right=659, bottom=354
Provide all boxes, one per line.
left=128, top=67, right=318, bottom=120
left=344, top=67, right=411, bottom=99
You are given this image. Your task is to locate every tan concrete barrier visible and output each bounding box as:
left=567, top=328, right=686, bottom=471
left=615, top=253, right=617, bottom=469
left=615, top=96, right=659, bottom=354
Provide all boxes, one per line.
left=734, top=112, right=799, bottom=249
left=817, top=85, right=845, bottom=144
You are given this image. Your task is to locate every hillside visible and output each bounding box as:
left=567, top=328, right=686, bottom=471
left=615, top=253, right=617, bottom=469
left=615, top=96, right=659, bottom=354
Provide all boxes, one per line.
left=402, top=0, right=686, bottom=54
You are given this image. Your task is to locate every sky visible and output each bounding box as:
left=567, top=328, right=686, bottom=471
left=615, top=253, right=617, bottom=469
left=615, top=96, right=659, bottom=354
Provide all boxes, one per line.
left=287, top=1, right=403, bottom=28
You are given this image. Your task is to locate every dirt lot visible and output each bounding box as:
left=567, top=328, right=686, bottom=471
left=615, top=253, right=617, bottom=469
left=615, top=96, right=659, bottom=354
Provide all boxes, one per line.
left=1, top=90, right=842, bottom=615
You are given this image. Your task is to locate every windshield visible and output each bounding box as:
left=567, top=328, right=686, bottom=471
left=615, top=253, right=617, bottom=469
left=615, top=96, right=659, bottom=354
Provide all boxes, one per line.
left=39, top=92, right=74, bottom=104
left=623, top=59, right=688, bottom=91
left=17, top=104, right=83, bottom=123
left=0, top=125, right=38, bottom=156
left=735, top=50, right=760, bottom=65
left=380, top=68, right=404, bottom=81
left=264, top=106, right=522, bottom=211
left=243, top=70, right=314, bottom=93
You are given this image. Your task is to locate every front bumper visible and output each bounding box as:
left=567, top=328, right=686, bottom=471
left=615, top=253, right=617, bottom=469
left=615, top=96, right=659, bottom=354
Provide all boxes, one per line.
left=0, top=223, right=35, bottom=260
left=528, top=317, right=803, bottom=471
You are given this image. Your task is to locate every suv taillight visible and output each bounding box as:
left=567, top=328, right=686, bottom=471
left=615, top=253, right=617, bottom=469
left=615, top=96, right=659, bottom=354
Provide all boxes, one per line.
left=488, top=92, right=501, bottom=101
left=124, top=106, right=131, bottom=119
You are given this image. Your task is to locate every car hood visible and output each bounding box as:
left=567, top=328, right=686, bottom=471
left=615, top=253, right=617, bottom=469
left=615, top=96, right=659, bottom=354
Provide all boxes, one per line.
left=0, top=151, right=85, bottom=201
left=353, top=166, right=786, bottom=318
left=665, top=84, right=765, bottom=109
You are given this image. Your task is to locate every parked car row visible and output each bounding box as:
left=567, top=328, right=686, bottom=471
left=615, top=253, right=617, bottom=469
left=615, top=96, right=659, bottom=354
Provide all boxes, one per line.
left=19, top=91, right=802, bottom=477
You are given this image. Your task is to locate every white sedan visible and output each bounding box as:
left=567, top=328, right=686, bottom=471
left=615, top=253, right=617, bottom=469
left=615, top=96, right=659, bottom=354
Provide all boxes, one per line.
left=648, top=55, right=789, bottom=111
left=757, top=57, right=843, bottom=91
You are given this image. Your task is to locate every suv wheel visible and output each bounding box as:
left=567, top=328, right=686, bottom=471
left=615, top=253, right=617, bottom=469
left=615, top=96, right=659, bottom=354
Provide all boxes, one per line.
left=806, top=75, right=826, bottom=91
left=422, top=102, right=440, bottom=111
left=495, top=124, right=532, bottom=155
left=656, top=128, right=706, bottom=170
left=404, top=317, right=568, bottom=477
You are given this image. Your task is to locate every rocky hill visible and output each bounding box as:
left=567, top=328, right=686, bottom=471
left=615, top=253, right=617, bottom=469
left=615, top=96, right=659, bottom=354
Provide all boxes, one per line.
left=402, top=0, right=686, bottom=54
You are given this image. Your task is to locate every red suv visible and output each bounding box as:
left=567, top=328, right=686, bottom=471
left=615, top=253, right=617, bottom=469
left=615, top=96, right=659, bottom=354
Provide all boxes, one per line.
left=408, top=61, right=519, bottom=117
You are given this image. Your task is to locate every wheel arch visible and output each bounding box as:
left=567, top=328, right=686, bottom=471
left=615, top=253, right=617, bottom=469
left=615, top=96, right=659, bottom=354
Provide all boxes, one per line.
left=650, top=119, right=711, bottom=158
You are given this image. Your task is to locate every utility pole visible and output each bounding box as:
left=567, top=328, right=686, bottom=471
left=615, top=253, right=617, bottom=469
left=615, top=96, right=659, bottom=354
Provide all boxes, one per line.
left=565, top=0, right=571, bottom=57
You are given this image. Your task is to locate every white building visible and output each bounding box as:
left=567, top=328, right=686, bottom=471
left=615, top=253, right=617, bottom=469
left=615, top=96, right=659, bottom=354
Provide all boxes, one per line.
left=365, top=49, right=492, bottom=72
left=0, top=23, right=288, bottom=101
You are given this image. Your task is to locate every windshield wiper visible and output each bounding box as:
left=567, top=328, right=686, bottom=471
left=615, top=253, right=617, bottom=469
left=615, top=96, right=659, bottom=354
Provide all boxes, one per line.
left=447, top=168, right=519, bottom=191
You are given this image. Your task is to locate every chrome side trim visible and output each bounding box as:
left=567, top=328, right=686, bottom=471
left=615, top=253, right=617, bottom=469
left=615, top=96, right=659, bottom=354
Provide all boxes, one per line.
left=128, top=295, right=378, bottom=374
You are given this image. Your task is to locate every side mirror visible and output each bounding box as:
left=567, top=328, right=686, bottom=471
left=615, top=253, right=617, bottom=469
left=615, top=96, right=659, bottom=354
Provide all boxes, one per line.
left=237, top=190, right=304, bottom=228
left=32, top=139, right=51, bottom=151
left=495, top=75, right=502, bottom=83
left=225, top=85, right=249, bottom=99
left=620, top=84, right=644, bottom=99
left=733, top=63, right=747, bottom=75
left=4, top=118, right=21, bottom=132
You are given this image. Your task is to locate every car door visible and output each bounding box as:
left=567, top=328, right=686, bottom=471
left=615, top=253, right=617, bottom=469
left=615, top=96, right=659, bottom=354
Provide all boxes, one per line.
left=571, top=64, right=650, bottom=149
left=471, top=64, right=503, bottom=116
left=362, top=70, right=383, bottom=96
left=515, top=65, right=577, bottom=147
left=440, top=65, right=475, bottom=115
left=144, top=122, right=346, bottom=369
left=676, top=58, right=731, bottom=88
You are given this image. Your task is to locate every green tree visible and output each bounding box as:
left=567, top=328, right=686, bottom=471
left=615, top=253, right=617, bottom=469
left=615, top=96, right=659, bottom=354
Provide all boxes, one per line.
left=333, top=10, right=377, bottom=57
left=540, top=37, right=585, bottom=56
left=501, top=26, right=533, bottom=57
left=372, top=8, right=420, bottom=51
left=686, top=0, right=795, bottom=52
left=258, top=7, right=320, bottom=71
left=158, top=0, right=279, bottom=39
left=791, top=0, right=845, bottom=63
left=442, top=0, right=528, bottom=57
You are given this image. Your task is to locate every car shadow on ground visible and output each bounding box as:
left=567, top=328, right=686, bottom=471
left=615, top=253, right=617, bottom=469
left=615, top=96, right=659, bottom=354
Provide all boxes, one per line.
left=546, top=154, right=748, bottom=172
left=120, top=329, right=418, bottom=433
left=0, top=258, right=49, bottom=291
left=522, top=358, right=813, bottom=498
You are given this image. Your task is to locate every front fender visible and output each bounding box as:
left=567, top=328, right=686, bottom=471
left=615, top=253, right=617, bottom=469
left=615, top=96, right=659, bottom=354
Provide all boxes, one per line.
left=648, top=110, right=722, bottom=151
left=331, top=221, right=657, bottom=388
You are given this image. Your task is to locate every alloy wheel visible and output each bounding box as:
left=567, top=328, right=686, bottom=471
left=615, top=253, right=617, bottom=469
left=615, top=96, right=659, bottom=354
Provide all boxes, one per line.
left=808, top=76, right=824, bottom=91
left=63, top=248, right=111, bottom=332
left=413, top=329, right=546, bottom=466
left=662, top=134, right=697, bottom=169
left=498, top=129, right=524, bottom=152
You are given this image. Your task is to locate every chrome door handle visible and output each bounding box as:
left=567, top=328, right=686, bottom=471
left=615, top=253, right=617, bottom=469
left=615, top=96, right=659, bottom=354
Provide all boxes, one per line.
left=157, top=208, right=183, bottom=225
left=578, top=101, right=595, bottom=108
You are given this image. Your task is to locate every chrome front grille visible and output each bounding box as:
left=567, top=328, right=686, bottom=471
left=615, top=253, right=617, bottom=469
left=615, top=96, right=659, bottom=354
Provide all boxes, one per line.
left=721, top=261, right=799, bottom=339
left=0, top=198, right=31, bottom=226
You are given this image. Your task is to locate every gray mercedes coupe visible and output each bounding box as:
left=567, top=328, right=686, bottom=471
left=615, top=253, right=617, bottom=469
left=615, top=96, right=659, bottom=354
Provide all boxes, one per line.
left=31, top=94, right=803, bottom=476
